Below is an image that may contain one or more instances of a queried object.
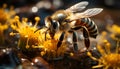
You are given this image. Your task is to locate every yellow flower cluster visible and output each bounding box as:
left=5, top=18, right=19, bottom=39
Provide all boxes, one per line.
left=107, top=24, right=120, bottom=34
left=0, top=4, right=16, bottom=45
left=10, top=16, right=67, bottom=58
left=10, top=16, right=44, bottom=51
left=88, top=40, right=120, bottom=69
left=40, top=34, right=67, bottom=58
left=107, top=24, right=120, bottom=41
left=0, top=4, right=16, bottom=24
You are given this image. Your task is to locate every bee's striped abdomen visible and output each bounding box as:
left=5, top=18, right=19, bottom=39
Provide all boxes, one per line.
left=80, top=18, right=98, bottom=38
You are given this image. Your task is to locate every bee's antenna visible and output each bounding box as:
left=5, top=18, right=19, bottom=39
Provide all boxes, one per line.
left=34, top=26, right=47, bottom=33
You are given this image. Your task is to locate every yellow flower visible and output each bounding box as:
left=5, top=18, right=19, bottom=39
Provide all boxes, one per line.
left=107, top=24, right=120, bottom=34
left=0, top=4, right=16, bottom=24
left=41, top=39, right=67, bottom=58
left=107, top=24, right=120, bottom=41
left=10, top=16, right=45, bottom=51
left=87, top=40, right=120, bottom=69
left=35, top=32, right=67, bottom=58
left=10, top=16, right=68, bottom=58
left=0, top=4, right=16, bottom=45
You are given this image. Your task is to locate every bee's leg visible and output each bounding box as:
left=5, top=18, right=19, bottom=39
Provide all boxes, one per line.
left=57, top=32, right=65, bottom=49
left=82, top=27, right=90, bottom=49
left=34, top=26, right=47, bottom=32
left=49, top=32, right=55, bottom=39
left=34, top=26, right=48, bottom=41
left=72, top=31, right=78, bottom=52
left=71, top=26, right=90, bottom=49
left=45, top=31, right=47, bottom=41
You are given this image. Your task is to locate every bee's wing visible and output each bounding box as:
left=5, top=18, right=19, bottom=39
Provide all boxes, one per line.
left=66, top=1, right=88, bottom=12
left=70, top=8, right=103, bottom=20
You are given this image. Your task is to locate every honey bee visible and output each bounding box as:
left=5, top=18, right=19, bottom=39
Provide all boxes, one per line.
left=36, top=1, right=103, bottom=52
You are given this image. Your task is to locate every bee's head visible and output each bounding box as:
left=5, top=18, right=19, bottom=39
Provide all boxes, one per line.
left=47, top=16, right=59, bottom=31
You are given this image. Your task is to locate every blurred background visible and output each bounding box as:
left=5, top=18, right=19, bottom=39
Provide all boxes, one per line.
left=0, top=0, right=120, bottom=30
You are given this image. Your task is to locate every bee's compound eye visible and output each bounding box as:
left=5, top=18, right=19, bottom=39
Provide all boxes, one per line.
left=52, top=21, right=58, bottom=29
